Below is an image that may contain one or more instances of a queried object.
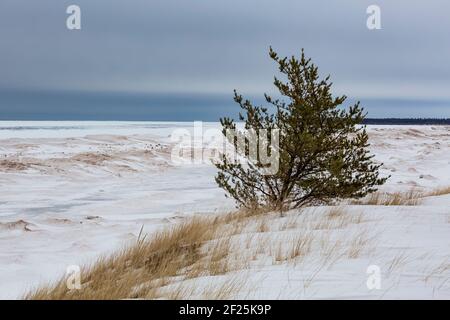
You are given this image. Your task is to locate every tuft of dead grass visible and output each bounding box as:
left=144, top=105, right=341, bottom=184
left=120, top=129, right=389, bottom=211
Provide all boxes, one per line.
left=351, top=186, right=450, bottom=206
left=288, top=234, right=313, bottom=261
left=425, top=186, right=450, bottom=197
left=346, top=232, right=372, bottom=259
left=351, top=190, right=423, bottom=206
left=257, top=218, right=270, bottom=233
left=161, top=275, right=245, bottom=300
left=311, top=207, right=366, bottom=230
left=0, top=159, right=30, bottom=171
left=386, top=251, right=410, bottom=277
left=423, top=258, right=450, bottom=283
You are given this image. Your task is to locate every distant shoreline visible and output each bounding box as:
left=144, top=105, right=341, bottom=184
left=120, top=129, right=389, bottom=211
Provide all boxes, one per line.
left=362, top=118, right=450, bottom=125
left=0, top=118, right=449, bottom=125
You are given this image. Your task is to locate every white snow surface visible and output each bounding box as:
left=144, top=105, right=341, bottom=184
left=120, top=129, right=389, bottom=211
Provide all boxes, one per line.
left=0, top=122, right=448, bottom=299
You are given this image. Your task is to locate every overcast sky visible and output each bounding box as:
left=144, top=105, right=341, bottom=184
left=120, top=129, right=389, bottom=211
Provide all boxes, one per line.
left=0, top=1, right=449, bottom=119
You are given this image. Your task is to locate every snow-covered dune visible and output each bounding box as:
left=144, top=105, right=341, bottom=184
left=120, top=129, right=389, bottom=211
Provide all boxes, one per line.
left=0, top=122, right=448, bottom=299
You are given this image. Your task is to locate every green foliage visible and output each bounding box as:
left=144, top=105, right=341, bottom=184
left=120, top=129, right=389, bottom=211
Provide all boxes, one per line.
left=215, top=48, right=389, bottom=211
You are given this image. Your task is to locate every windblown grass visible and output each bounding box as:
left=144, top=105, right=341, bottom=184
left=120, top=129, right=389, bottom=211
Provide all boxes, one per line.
left=27, top=216, right=218, bottom=299
left=351, top=185, right=450, bottom=206
left=26, top=209, right=264, bottom=300
left=351, top=190, right=423, bottom=206
left=26, top=206, right=377, bottom=300
left=425, top=186, right=450, bottom=197
left=423, top=257, right=450, bottom=283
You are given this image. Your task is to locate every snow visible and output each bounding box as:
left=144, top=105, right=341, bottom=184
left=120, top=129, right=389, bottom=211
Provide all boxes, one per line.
left=0, top=122, right=448, bottom=299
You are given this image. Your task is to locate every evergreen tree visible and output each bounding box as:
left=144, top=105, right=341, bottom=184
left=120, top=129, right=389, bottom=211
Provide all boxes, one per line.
left=215, top=48, right=388, bottom=211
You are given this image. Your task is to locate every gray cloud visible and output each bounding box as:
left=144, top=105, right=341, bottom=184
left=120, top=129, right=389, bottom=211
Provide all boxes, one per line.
left=1, top=0, right=450, bottom=100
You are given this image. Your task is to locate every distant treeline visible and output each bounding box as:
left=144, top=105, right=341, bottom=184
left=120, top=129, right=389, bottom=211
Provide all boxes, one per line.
left=363, top=118, right=450, bottom=125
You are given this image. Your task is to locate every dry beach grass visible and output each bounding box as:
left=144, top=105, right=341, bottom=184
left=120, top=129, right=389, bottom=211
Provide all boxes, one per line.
left=26, top=205, right=377, bottom=300
left=25, top=182, right=449, bottom=299
left=351, top=185, right=450, bottom=206
left=25, top=184, right=450, bottom=299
